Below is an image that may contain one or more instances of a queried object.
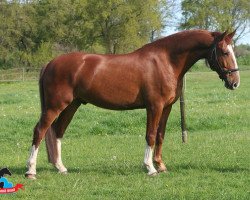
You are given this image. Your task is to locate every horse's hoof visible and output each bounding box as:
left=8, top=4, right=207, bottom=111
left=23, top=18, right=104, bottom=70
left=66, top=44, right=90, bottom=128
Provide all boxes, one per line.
left=60, top=171, right=68, bottom=175
left=25, top=174, right=36, bottom=180
left=156, top=163, right=167, bottom=173
left=157, top=167, right=167, bottom=173
left=158, top=169, right=167, bottom=173
left=148, top=171, right=158, bottom=176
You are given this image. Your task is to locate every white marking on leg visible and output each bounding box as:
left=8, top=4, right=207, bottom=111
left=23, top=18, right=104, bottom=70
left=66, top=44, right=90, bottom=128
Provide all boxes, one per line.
left=55, top=139, right=67, bottom=173
left=144, top=144, right=157, bottom=175
left=26, top=145, right=39, bottom=175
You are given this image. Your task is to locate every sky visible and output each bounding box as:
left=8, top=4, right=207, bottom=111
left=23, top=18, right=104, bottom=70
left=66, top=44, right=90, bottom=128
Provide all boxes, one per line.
left=238, top=33, right=250, bottom=44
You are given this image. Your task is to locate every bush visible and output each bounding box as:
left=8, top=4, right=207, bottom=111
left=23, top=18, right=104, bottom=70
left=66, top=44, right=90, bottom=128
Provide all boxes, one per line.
left=30, top=42, right=56, bottom=68
left=237, top=55, right=250, bottom=66
left=236, top=44, right=250, bottom=66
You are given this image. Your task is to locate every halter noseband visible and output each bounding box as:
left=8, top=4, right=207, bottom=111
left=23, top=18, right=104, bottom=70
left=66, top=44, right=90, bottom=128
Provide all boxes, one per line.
left=209, top=44, right=239, bottom=80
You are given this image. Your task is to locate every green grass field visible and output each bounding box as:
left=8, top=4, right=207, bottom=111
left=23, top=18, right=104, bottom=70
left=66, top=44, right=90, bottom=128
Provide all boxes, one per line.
left=0, top=71, right=249, bottom=199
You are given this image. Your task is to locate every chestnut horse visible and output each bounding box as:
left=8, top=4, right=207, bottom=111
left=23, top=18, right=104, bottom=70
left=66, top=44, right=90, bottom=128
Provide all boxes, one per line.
left=26, top=30, right=240, bottom=179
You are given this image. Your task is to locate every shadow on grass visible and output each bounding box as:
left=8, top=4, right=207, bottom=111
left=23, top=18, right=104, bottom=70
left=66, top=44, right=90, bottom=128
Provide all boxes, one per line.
left=10, top=160, right=249, bottom=177
left=7, top=162, right=144, bottom=177
left=66, top=164, right=144, bottom=176
left=210, top=166, right=250, bottom=173
left=172, top=163, right=250, bottom=173
left=7, top=166, right=56, bottom=176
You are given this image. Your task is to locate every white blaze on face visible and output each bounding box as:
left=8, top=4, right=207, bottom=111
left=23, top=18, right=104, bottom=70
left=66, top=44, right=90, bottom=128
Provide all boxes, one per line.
left=227, top=45, right=240, bottom=88
left=227, top=45, right=238, bottom=69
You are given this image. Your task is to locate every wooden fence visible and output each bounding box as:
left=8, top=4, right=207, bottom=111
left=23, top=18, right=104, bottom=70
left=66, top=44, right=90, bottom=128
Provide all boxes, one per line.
left=0, top=68, right=40, bottom=82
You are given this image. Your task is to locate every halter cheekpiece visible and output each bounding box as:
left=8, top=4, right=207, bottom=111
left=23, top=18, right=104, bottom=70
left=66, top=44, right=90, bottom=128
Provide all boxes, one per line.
left=209, top=44, right=239, bottom=80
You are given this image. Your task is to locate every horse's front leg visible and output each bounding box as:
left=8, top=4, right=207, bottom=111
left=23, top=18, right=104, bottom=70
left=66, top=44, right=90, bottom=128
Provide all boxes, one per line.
left=154, top=105, right=172, bottom=173
left=144, top=103, right=164, bottom=176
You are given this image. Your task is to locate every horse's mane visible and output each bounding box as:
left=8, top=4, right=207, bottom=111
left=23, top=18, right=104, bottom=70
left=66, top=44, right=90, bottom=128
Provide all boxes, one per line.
left=140, top=30, right=218, bottom=53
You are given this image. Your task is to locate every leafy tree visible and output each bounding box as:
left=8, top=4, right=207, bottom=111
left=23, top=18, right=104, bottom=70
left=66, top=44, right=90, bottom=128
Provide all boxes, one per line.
left=84, top=0, right=167, bottom=54
left=0, top=0, right=169, bottom=68
left=180, top=0, right=250, bottom=44
left=32, top=0, right=168, bottom=54
left=0, top=1, right=37, bottom=68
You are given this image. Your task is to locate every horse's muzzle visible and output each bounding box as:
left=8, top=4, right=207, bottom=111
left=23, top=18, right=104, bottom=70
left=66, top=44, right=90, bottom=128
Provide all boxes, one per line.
left=224, top=80, right=240, bottom=90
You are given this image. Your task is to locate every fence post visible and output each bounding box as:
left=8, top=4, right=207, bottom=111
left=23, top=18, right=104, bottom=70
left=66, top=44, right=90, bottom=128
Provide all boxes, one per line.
left=22, top=68, right=25, bottom=82
left=180, top=75, right=187, bottom=143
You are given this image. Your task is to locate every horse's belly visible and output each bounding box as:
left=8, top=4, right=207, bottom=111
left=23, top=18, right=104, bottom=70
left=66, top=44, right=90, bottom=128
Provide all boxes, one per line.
left=87, top=99, right=145, bottom=110
left=79, top=83, right=144, bottom=110
left=81, top=93, right=145, bottom=110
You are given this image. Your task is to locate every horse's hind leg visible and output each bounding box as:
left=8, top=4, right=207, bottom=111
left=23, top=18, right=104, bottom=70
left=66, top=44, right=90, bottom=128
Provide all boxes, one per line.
left=46, top=100, right=81, bottom=173
left=26, top=109, right=60, bottom=179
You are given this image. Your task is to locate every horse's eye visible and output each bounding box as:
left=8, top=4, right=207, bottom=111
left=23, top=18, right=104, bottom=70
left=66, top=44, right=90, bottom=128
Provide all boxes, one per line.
left=223, top=52, right=230, bottom=56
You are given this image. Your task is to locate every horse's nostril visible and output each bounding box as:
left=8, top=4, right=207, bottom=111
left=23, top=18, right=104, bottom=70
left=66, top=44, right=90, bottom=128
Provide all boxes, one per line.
left=233, top=82, right=238, bottom=88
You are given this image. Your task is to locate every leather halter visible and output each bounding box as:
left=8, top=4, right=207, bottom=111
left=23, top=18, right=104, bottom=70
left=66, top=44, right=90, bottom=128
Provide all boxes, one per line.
left=209, top=44, right=239, bottom=80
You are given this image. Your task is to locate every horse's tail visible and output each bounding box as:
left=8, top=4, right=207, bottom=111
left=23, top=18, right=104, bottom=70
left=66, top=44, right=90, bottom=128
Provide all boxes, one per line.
left=39, top=64, right=58, bottom=164
left=39, top=65, right=46, bottom=115
left=45, top=123, right=58, bottom=164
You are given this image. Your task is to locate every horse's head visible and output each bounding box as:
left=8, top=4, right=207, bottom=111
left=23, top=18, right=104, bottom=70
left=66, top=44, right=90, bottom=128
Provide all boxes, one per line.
left=207, top=30, right=240, bottom=90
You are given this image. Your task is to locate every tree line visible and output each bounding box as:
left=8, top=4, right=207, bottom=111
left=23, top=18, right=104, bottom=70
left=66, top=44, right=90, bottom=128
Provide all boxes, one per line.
left=0, top=0, right=249, bottom=69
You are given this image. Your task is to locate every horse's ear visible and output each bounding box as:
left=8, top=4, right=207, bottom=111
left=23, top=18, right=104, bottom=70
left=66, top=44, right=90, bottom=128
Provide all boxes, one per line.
left=225, top=29, right=236, bottom=44
left=216, top=30, right=228, bottom=42
left=215, top=30, right=228, bottom=49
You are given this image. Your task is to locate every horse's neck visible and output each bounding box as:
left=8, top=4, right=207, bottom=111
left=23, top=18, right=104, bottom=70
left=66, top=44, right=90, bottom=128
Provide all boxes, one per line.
left=165, top=32, right=214, bottom=79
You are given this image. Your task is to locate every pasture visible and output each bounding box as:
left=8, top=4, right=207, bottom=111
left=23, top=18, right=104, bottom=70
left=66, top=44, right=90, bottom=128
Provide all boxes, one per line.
left=0, top=70, right=249, bottom=199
